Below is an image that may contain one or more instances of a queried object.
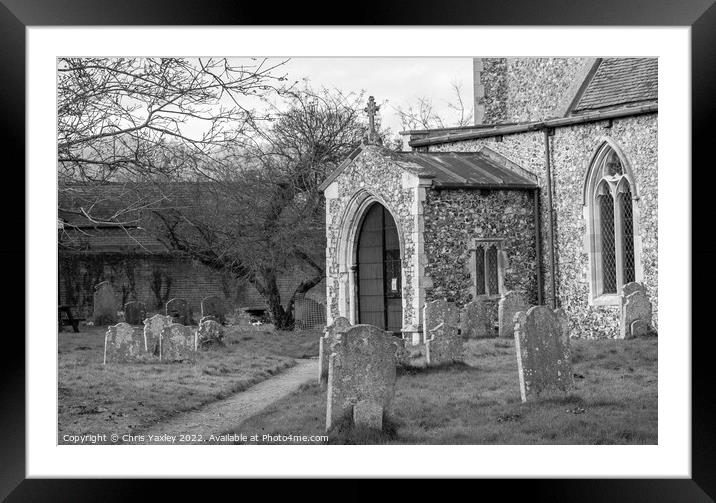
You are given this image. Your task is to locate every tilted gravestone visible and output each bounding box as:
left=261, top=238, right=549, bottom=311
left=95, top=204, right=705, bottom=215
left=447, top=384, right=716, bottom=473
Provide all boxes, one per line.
left=93, top=281, right=119, bottom=325
left=166, top=298, right=192, bottom=325
left=620, top=290, right=654, bottom=339
left=326, top=324, right=397, bottom=432
left=318, top=317, right=351, bottom=386
left=513, top=306, right=573, bottom=402
left=104, top=322, right=146, bottom=364
left=124, top=301, right=146, bottom=325
left=143, top=314, right=173, bottom=355
left=498, top=291, right=528, bottom=339
left=461, top=299, right=493, bottom=339
left=425, top=323, right=465, bottom=366
left=159, top=323, right=198, bottom=362
left=197, top=319, right=225, bottom=348
left=423, top=299, right=459, bottom=344
left=201, top=296, right=226, bottom=324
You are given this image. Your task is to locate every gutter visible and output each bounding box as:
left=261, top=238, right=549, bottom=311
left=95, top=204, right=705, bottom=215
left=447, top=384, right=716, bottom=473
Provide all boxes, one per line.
left=543, top=129, right=558, bottom=309
left=408, top=103, right=658, bottom=147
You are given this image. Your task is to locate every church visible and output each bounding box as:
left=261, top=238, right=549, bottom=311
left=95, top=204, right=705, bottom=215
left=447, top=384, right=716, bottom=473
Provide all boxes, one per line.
left=320, top=58, right=657, bottom=341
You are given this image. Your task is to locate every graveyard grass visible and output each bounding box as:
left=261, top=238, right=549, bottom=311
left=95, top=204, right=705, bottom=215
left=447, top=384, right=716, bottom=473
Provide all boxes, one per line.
left=58, top=326, right=320, bottom=443
left=234, top=337, right=657, bottom=445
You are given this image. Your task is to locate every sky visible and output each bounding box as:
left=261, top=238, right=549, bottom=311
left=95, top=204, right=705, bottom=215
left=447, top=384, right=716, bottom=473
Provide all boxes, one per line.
left=241, top=57, right=474, bottom=134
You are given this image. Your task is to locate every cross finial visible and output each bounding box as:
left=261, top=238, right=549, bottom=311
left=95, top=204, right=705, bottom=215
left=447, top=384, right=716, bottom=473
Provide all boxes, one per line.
left=364, top=96, right=381, bottom=145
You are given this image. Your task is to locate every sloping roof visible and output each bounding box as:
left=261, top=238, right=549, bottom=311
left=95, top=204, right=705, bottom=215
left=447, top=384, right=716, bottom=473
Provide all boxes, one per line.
left=392, top=151, right=537, bottom=189
left=319, top=145, right=537, bottom=191
left=571, top=58, right=657, bottom=113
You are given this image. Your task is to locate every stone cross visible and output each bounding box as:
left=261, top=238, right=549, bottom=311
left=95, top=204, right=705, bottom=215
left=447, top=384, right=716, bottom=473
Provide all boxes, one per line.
left=364, top=96, right=381, bottom=145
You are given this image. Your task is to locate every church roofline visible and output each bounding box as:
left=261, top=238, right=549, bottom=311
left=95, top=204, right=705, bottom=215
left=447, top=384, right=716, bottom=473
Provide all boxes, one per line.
left=406, top=103, right=657, bottom=148
left=318, top=144, right=538, bottom=192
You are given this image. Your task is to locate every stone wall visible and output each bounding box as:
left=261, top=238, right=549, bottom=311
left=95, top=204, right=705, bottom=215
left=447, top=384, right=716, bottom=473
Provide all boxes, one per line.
left=427, top=114, right=658, bottom=338
left=422, top=188, right=539, bottom=310
left=324, top=146, right=423, bottom=328
left=474, top=58, right=590, bottom=124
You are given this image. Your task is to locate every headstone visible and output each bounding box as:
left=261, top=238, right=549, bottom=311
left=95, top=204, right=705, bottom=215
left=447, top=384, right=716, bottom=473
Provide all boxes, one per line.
left=423, top=299, right=459, bottom=343
left=353, top=401, right=384, bottom=430
left=199, top=315, right=219, bottom=325
left=201, top=296, right=226, bottom=324
left=393, top=336, right=412, bottom=367
left=318, top=317, right=351, bottom=386
left=461, top=299, right=493, bottom=338
left=93, top=281, right=118, bottom=325
left=197, top=319, right=225, bottom=348
left=159, top=323, right=198, bottom=362
left=620, top=290, right=654, bottom=339
left=143, top=314, right=173, bottom=355
left=513, top=306, right=573, bottom=402
left=326, top=324, right=397, bottom=432
left=621, top=282, right=647, bottom=304
left=104, top=322, right=146, bottom=364
left=425, top=322, right=465, bottom=366
left=166, top=298, right=192, bottom=325
left=498, top=291, right=528, bottom=338
left=123, top=301, right=146, bottom=325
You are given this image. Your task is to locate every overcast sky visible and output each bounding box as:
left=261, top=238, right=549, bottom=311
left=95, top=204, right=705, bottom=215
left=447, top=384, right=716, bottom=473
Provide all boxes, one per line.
left=258, top=57, right=474, bottom=134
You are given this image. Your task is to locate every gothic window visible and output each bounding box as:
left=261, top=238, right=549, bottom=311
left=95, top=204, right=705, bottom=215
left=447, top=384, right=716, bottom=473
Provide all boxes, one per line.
left=587, top=144, right=639, bottom=300
left=471, top=240, right=503, bottom=297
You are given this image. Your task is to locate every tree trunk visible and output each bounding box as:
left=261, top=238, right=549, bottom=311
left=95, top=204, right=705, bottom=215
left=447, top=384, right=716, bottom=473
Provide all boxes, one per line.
left=260, top=272, right=295, bottom=330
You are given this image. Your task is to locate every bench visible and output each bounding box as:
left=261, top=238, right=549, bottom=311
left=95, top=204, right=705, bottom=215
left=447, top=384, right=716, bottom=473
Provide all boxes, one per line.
left=58, top=305, right=85, bottom=333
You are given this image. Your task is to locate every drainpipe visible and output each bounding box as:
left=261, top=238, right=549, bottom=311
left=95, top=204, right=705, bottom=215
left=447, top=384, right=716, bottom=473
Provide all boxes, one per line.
left=532, top=188, right=544, bottom=306
left=543, top=128, right=557, bottom=309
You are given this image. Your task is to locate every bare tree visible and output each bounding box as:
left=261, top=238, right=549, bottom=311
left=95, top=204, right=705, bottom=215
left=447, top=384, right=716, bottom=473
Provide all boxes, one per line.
left=57, top=57, right=291, bottom=227
left=142, top=87, right=368, bottom=328
left=395, top=80, right=474, bottom=131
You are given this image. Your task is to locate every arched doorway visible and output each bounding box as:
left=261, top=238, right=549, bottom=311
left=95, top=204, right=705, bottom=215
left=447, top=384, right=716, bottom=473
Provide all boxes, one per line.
left=355, top=202, right=402, bottom=332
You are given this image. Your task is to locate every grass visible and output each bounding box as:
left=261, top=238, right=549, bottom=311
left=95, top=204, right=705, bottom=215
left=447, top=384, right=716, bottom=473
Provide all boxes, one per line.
left=58, top=325, right=321, bottom=442
left=232, top=337, right=657, bottom=445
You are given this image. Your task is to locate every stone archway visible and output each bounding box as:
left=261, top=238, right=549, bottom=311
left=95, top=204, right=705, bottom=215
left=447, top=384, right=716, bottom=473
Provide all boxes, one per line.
left=355, top=201, right=403, bottom=332
left=334, top=190, right=406, bottom=329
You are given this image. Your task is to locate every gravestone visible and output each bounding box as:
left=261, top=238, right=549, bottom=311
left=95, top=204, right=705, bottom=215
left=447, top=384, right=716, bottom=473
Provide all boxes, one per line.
left=93, top=281, right=118, bottom=325
left=326, top=324, right=397, bottom=432
left=621, top=282, right=646, bottom=304
left=201, top=296, right=226, bottom=324
left=159, top=323, right=197, bottom=362
left=393, top=336, right=412, bottom=367
left=461, top=299, right=493, bottom=338
left=423, top=299, right=459, bottom=344
left=318, top=317, right=351, bottom=386
left=197, top=319, right=225, bottom=348
left=104, top=322, right=146, bottom=364
left=123, top=301, right=146, bottom=325
left=498, top=291, right=528, bottom=338
left=166, top=298, right=192, bottom=325
left=620, top=290, right=654, bottom=339
left=513, top=306, right=573, bottom=402
left=199, top=315, right=219, bottom=325
left=425, top=323, right=465, bottom=366
left=143, top=314, right=173, bottom=355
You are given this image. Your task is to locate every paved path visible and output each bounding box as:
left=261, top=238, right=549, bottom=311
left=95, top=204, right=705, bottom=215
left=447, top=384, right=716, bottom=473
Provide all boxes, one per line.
left=135, top=359, right=318, bottom=443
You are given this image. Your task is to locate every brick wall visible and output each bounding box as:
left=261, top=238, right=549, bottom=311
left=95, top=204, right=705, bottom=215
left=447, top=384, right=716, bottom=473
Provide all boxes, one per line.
left=58, top=252, right=325, bottom=322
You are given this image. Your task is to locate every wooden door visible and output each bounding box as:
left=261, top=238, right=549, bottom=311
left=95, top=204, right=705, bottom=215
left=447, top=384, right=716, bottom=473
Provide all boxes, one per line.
left=356, top=203, right=402, bottom=332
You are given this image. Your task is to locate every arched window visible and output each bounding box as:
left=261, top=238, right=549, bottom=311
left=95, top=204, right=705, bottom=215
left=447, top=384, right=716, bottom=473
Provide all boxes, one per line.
left=586, top=143, right=639, bottom=301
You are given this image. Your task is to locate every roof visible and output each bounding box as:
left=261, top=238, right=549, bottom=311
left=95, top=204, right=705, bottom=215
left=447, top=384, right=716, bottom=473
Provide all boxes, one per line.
left=319, top=145, right=538, bottom=191
left=571, top=58, right=657, bottom=113
left=392, top=151, right=537, bottom=189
